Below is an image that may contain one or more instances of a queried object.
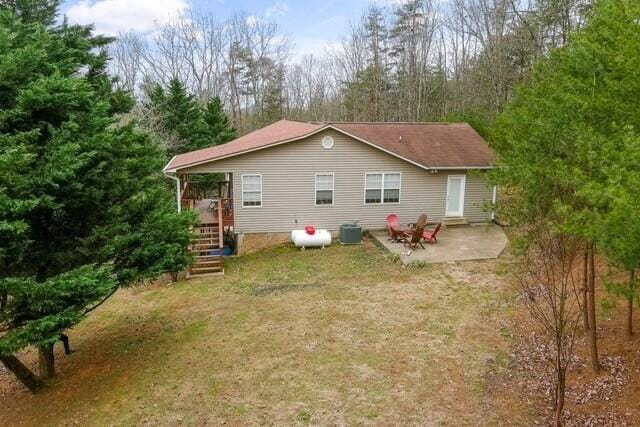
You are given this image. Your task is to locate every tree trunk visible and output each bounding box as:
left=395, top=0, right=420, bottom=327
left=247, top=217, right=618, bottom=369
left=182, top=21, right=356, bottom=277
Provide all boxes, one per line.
left=555, top=365, right=566, bottom=427
left=38, top=344, right=55, bottom=379
left=627, top=269, right=635, bottom=337
left=587, top=243, right=600, bottom=374
left=582, top=247, right=590, bottom=331
left=0, top=355, right=43, bottom=392
left=59, top=334, right=73, bottom=355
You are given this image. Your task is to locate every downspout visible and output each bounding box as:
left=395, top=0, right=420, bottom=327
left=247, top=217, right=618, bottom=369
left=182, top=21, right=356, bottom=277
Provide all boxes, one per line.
left=164, top=172, right=181, bottom=213
left=491, top=185, right=497, bottom=221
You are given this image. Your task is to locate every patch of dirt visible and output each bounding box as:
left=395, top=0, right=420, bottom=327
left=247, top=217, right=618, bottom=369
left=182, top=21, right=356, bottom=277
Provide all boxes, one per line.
left=494, top=253, right=640, bottom=426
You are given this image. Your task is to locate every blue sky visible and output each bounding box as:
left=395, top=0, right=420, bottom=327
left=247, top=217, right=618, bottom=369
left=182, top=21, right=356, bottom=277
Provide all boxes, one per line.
left=60, top=0, right=390, bottom=58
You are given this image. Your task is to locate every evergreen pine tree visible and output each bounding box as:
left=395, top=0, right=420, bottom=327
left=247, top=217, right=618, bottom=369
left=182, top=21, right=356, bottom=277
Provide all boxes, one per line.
left=0, top=0, right=59, bottom=25
left=146, top=78, right=205, bottom=155
left=0, top=2, right=195, bottom=391
left=145, top=78, right=236, bottom=156
left=260, top=63, right=285, bottom=125
left=163, top=79, right=205, bottom=148
left=203, top=96, right=237, bottom=145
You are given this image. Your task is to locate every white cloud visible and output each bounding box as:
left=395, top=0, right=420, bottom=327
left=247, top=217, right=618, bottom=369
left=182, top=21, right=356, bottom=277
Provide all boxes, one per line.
left=239, top=2, right=290, bottom=30
left=246, top=14, right=266, bottom=27
left=265, top=1, right=290, bottom=18
left=66, top=0, right=189, bottom=35
left=244, top=2, right=289, bottom=28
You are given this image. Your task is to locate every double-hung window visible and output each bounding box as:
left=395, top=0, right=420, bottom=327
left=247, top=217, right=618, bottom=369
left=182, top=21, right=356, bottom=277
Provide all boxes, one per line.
left=242, top=174, right=262, bottom=207
left=315, top=173, right=334, bottom=205
left=365, top=172, right=401, bottom=204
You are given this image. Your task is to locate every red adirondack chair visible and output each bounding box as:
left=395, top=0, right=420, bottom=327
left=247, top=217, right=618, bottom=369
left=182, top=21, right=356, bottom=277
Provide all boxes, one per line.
left=400, top=214, right=428, bottom=249
left=386, top=214, right=398, bottom=234
left=422, top=223, right=442, bottom=244
left=386, top=213, right=406, bottom=242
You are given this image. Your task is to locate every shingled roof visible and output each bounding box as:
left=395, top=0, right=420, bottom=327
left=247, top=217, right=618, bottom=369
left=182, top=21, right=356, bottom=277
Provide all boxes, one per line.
left=164, top=119, right=495, bottom=172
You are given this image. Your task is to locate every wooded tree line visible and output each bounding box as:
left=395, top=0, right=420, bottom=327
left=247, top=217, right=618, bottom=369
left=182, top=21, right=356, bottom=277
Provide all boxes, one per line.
left=112, top=0, right=591, bottom=134
left=112, top=11, right=289, bottom=133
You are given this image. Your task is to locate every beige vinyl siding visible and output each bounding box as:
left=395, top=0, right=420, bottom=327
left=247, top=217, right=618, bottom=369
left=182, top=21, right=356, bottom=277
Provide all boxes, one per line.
left=463, top=173, right=495, bottom=222
left=182, top=129, right=494, bottom=233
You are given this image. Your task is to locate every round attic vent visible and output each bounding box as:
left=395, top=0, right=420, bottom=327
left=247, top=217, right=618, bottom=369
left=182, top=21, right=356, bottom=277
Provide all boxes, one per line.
left=321, top=136, right=334, bottom=149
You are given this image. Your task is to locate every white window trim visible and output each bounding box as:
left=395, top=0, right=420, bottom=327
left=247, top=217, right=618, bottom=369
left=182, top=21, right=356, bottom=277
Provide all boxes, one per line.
left=363, top=172, right=402, bottom=205
left=241, top=174, right=263, bottom=208
left=314, top=173, right=334, bottom=206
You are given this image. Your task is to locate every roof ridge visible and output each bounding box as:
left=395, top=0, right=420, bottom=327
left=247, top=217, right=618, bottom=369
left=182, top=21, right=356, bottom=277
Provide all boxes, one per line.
left=279, top=118, right=314, bottom=124
left=330, top=121, right=465, bottom=125
left=282, top=119, right=470, bottom=126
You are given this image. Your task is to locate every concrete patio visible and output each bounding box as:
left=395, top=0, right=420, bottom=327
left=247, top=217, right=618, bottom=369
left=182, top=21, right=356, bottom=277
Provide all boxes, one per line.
left=371, top=223, right=508, bottom=264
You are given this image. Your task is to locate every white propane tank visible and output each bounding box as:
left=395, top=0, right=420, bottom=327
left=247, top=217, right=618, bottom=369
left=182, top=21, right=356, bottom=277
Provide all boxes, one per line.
left=291, top=229, right=332, bottom=249
left=291, top=229, right=305, bottom=243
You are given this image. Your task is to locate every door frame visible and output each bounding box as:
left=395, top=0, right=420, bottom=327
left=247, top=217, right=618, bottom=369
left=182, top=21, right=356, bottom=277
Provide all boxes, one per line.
left=445, top=175, right=466, bottom=217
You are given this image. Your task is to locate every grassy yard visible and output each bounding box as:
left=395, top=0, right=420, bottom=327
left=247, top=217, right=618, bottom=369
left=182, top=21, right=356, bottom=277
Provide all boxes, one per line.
left=0, top=239, right=530, bottom=426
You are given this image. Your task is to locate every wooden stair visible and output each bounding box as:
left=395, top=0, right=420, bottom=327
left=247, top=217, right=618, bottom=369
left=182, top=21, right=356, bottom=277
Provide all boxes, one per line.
left=187, top=223, right=224, bottom=277
left=442, top=217, right=469, bottom=227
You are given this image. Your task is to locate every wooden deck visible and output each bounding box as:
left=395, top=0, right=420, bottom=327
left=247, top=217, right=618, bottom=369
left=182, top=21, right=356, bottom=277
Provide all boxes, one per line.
left=195, top=199, right=217, bottom=223
left=189, top=198, right=234, bottom=227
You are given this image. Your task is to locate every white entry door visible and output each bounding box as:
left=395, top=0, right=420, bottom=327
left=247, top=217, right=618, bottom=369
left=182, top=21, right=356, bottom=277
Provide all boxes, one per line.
left=446, top=175, right=466, bottom=217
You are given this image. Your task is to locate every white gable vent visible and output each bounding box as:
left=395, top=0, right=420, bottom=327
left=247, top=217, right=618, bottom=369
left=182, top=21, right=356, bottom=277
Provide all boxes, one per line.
left=321, top=136, right=334, bottom=149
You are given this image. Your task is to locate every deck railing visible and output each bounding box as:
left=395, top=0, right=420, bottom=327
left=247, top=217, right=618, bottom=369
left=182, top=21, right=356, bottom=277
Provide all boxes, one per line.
left=180, top=198, right=196, bottom=210
left=210, top=197, right=234, bottom=226
left=178, top=181, right=234, bottom=227
left=182, top=181, right=218, bottom=200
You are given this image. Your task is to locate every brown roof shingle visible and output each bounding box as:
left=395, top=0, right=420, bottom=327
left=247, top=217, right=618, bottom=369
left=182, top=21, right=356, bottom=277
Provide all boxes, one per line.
left=164, top=119, right=495, bottom=171
left=164, top=119, right=322, bottom=171
left=332, top=122, right=495, bottom=168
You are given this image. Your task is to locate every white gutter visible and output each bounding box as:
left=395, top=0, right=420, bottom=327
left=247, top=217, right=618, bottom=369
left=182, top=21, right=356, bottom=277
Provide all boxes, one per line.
left=164, top=172, right=181, bottom=212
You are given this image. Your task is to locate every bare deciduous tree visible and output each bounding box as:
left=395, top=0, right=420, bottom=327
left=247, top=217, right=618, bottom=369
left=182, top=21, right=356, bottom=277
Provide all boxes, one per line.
left=517, top=226, right=583, bottom=426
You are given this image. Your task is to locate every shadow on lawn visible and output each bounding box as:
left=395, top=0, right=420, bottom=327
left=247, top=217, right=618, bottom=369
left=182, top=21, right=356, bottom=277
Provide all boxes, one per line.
left=0, top=290, right=207, bottom=426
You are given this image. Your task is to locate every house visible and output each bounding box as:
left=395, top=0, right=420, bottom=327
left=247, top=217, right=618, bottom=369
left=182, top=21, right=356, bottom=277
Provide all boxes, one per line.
left=163, top=120, right=496, bottom=276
